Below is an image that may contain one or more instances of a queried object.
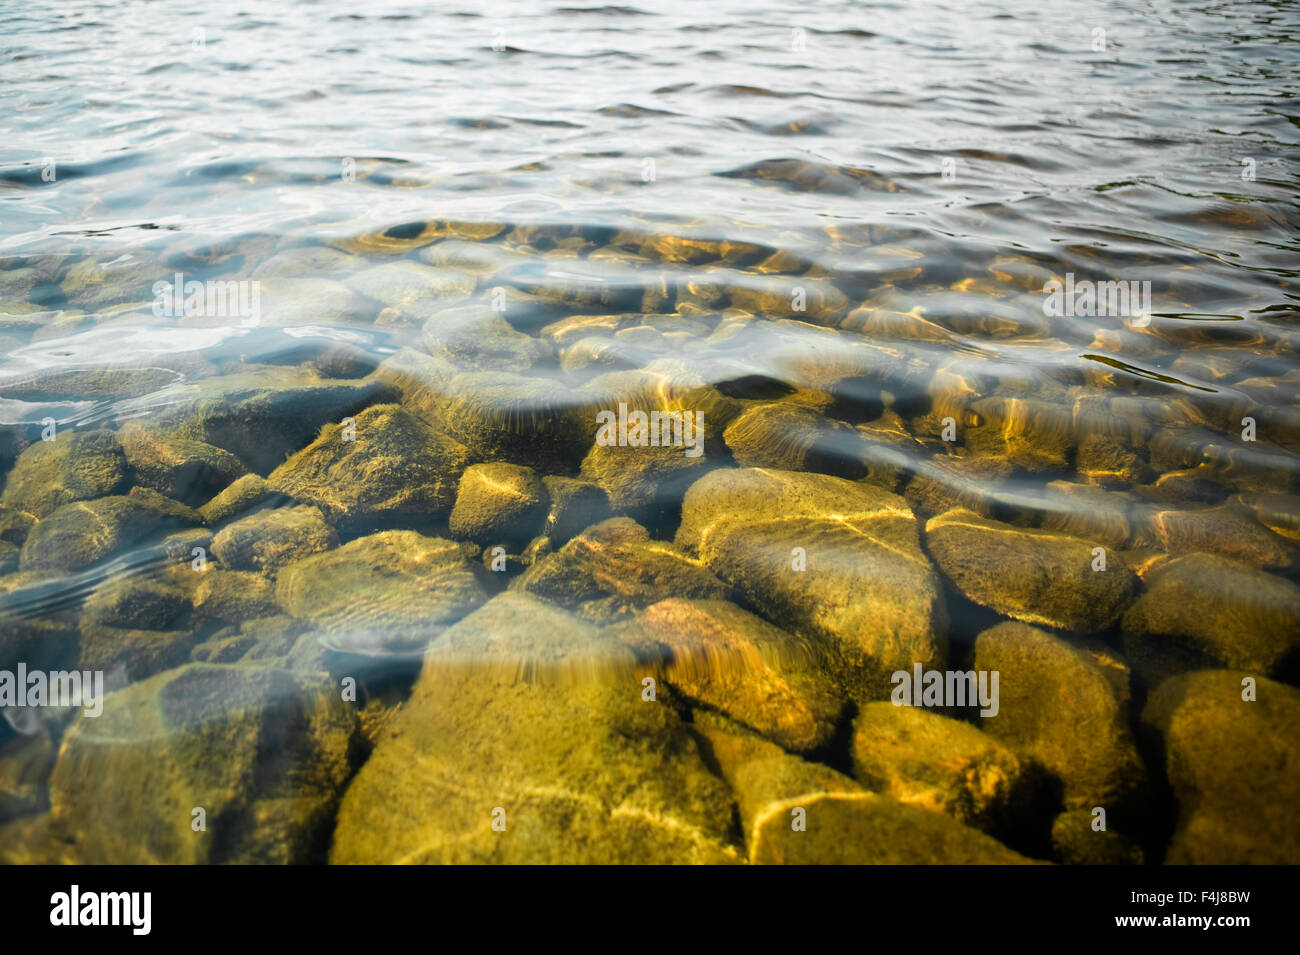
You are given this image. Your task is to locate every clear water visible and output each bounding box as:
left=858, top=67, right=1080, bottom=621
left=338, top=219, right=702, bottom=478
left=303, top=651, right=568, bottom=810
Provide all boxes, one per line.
left=0, top=0, right=1297, bottom=864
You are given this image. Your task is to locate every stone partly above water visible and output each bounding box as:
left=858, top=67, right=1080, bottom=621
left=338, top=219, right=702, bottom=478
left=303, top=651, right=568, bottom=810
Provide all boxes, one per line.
left=692, top=712, right=1035, bottom=864
left=48, top=664, right=359, bottom=864
left=613, top=597, right=844, bottom=753
left=676, top=468, right=947, bottom=703
left=1121, top=553, right=1300, bottom=688
left=268, top=404, right=469, bottom=530
left=925, top=509, right=1138, bottom=633
left=329, top=593, right=740, bottom=863
left=1141, top=670, right=1300, bottom=864
left=973, top=622, right=1147, bottom=813
left=275, top=530, right=490, bottom=657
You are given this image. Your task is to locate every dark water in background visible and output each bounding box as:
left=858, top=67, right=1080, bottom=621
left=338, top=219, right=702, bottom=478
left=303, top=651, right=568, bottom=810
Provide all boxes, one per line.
left=0, top=0, right=1298, bottom=864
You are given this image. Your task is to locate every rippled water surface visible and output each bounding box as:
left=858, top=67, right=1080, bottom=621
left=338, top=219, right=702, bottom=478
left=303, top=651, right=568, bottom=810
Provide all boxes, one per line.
left=1, top=0, right=1298, bottom=865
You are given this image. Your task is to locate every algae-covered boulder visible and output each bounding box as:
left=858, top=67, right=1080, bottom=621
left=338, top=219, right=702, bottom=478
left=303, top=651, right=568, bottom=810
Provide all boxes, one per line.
left=850, top=703, right=1029, bottom=832
left=197, top=473, right=275, bottom=526
left=117, top=420, right=246, bottom=506
left=82, top=577, right=189, bottom=630
left=973, top=622, right=1146, bottom=811
left=448, top=462, right=548, bottom=547
left=0, top=614, right=78, bottom=674
left=614, top=598, right=843, bottom=752
left=964, top=396, right=1074, bottom=474
left=1049, top=809, right=1144, bottom=865
left=19, top=490, right=199, bottom=572
left=1141, top=670, right=1300, bottom=864
left=0, top=732, right=54, bottom=820
left=432, top=372, right=591, bottom=473
left=539, top=475, right=611, bottom=544
left=723, top=403, right=869, bottom=479
left=0, top=430, right=127, bottom=518
left=77, top=624, right=196, bottom=683
left=1039, top=480, right=1133, bottom=550
left=1121, top=554, right=1300, bottom=688
left=0, top=505, right=35, bottom=545
left=676, top=468, right=947, bottom=703
left=138, top=368, right=391, bottom=474
left=1142, top=503, right=1293, bottom=569
left=692, top=712, right=1035, bottom=864
left=192, top=570, right=280, bottom=624
left=514, top=517, right=729, bottom=623
left=209, top=504, right=336, bottom=576
left=926, top=509, right=1138, bottom=633
left=330, top=593, right=739, bottom=863
left=275, top=530, right=490, bottom=657
left=579, top=438, right=713, bottom=525
left=268, top=404, right=469, bottom=530
left=48, top=664, right=359, bottom=864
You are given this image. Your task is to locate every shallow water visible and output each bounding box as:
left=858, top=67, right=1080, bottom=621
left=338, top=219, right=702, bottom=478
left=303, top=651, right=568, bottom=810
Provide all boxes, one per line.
left=0, top=0, right=1298, bottom=864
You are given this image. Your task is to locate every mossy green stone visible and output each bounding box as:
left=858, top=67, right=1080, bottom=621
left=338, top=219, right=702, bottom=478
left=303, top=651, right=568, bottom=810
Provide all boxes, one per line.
left=48, top=663, right=359, bottom=863
left=1141, top=670, right=1300, bottom=864
left=330, top=593, right=739, bottom=863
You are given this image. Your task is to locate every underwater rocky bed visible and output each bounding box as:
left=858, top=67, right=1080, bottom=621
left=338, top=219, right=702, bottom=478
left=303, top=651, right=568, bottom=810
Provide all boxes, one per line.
left=0, top=219, right=1297, bottom=864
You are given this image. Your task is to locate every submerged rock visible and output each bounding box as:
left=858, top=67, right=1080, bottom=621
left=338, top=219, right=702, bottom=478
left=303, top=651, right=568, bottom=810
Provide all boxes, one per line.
left=330, top=593, right=739, bottom=863
left=964, top=397, right=1074, bottom=474
left=1049, top=809, right=1144, bottom=865
left=850, top=703, right=1029, bottom=832
left=423, top=304, right=549, bottom=372
left=77, top=623, right=196, bottom=683
left=614, top=598, right=843, bottom=752
left=692, top=712, right=1035, bottom=864
left=0, top=430, right=127, bottom=519
left=539, top=475, right=611, bottom=544
left=48, top=664, right=359, bottom=864
left=82, top=577, right=189, bottom=631
left=1121, top=553, right=1300, bottom=688
left=1141, top=670, right=1300, bottom=864
left=514, top=517, right=729, bottom=623
left=676, top=468, right=947, bottom=703
left=117, top=421, right=246, bottom=507
left=209, top=505, right=337, bottom=576
left=973, top=622, right=1146, bottom=812
left=448, top=462, right=549, bottom=547
left=926, top=509, right=1138, bottom=633
left=1139, top=503, right=1293, bottom=569
left=274, top=530, right=490, bottom=657
left=433, top=372, right=591, bottom=473
left=268, top=404, right=469, bottom=530
left=578, top=437, right=713, bottom=525
left=20, top=490, right=199, bottom=572
left=192, top=570, right=281, bottom=624
left=723, top=402, right=868, bottom=479
left=1076, top=433, right=1147, bottom=488
left=137, top=368, right=391, bottom=474
left=197, top=473, right=274, bottom=526
left=0, top=732, right=55, bottom=820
